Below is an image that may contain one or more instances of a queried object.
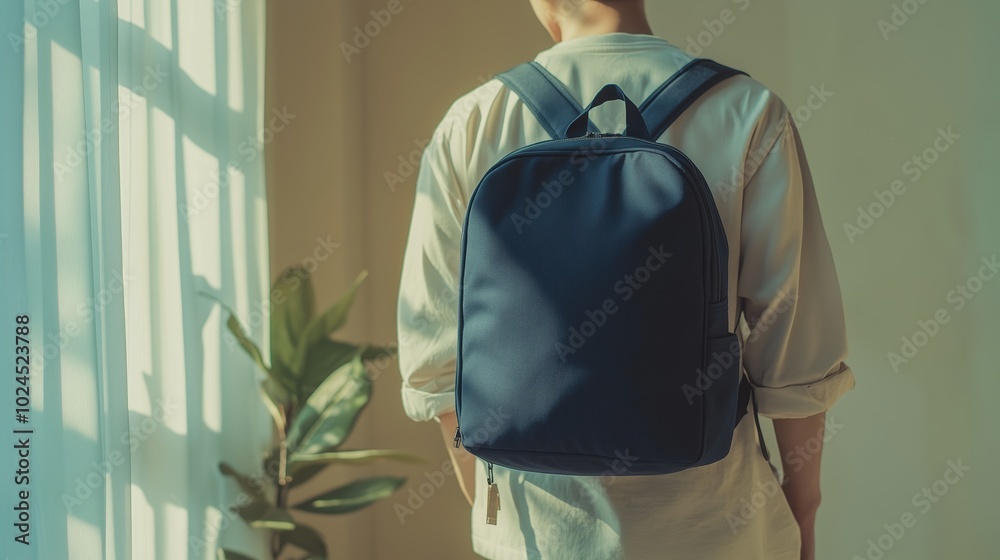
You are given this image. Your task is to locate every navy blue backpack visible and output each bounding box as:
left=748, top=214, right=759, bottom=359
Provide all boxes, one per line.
left=454, top=59, right=769, bottom=521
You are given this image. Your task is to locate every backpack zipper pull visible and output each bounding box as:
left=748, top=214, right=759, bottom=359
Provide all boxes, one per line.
left=453, top=426, right=461, bottom=448
left=486, top=462, right=500, bottom=525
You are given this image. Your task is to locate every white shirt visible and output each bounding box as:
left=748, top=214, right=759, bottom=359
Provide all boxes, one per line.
left=397, top=33, right=855, bottom=560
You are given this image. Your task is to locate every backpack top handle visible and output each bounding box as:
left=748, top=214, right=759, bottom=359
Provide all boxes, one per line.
left=565, top=84, right=651, bottom=141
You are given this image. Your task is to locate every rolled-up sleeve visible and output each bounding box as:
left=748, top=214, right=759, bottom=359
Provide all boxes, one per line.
left=396, top=112, right=469, bottom=423
left=737, top=107, right=856, bottom=419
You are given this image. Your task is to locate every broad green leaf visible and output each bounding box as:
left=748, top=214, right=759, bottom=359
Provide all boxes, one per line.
left=220, top=471, right=294, bottom=531
left=278, top=523, right=328, bottom=557
left=296, top=387, right=371, bottom=456
left=219, top=463, right=270, bottom=506
left=286, top=357, right=371, bottom=454
left=221, top=308, right=297, bottom=399
left=232, top=500, right=296, bottom=531
left=292, top=476, right=406, bottom=515
left=287, top=463, right=327, bottom=488
left=226, top=315, right=269, bottom=374
left=292, top=270, right=368, bottom=372
left=270, top=267, right=314, bottom=372
left=298, top=339, right=361, bottom=391
left=289, top=449, right=423, bottom=474
left=295, top=373, right=371, bottom=454
left=285, top=360, right=356, bottom=449
left=217, top=549, right=259, bottom=560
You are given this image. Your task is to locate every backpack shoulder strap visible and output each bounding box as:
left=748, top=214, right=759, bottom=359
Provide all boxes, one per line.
left=496, top=62, right=598, bottom=140
left=640, top=59, right=748, bottom=141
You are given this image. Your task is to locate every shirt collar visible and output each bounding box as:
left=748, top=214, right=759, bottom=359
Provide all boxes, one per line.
left=541, top=32, right=671, bottom=54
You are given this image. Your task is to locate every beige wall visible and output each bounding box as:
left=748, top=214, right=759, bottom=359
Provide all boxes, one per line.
left=266, top=2, right=546, bottom=559
left=266, top=2, right=370, bottom=559
left=266, top=1, right=998, bottom=558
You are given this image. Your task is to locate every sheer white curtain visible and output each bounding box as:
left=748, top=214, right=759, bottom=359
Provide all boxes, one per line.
left=1, top=1, right=270, bottom=559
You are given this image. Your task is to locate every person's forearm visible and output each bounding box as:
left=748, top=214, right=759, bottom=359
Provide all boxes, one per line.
left=773, top=411, right=826, bottom=560
left=437, top=410, right=476, bottom=506
left=773, top=411, right=825, bottom=513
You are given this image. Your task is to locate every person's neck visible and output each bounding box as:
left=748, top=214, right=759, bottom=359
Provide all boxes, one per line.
left=554, top=4, right=653, bottom=42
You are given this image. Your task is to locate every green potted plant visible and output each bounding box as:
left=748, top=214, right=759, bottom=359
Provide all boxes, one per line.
left=215, top=267, right=419, bottom=560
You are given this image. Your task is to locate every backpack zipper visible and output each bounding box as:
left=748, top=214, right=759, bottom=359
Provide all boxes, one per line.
left=663, top=148, right=726, bottom=303
left=453, top=426, right=500, bottom=524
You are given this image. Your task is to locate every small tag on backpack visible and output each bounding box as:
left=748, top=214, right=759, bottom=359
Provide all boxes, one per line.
left=486, top=483, right=500, bottom=525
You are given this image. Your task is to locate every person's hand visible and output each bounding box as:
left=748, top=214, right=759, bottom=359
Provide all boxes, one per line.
left=779, top=464, right=820, bottom=560
left=773, top=412, right=826, bottom=560
left=798, top=520, right=816, bottom=560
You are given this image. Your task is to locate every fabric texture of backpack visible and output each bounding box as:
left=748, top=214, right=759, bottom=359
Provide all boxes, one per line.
left=454, top=59, right=769, bottom=481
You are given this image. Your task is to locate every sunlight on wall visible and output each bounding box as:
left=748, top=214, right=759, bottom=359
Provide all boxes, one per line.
left=51, top=41, right=100, bottom=441
left=117, top=0, right=145, bottom=30
left=225, top=9, right=246, bottom=113
left=226, top=168, right=252, bottom=308
left=177, top=0, right=217, bottom=96
left=181, top=134, right=224, bottom=287
left=201, top=307, right=224, bottom=433
left=145, top=0, right=173, bottom=51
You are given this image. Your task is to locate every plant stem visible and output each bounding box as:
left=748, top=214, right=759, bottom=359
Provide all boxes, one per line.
left=270, top=403, right=294, bottom=559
